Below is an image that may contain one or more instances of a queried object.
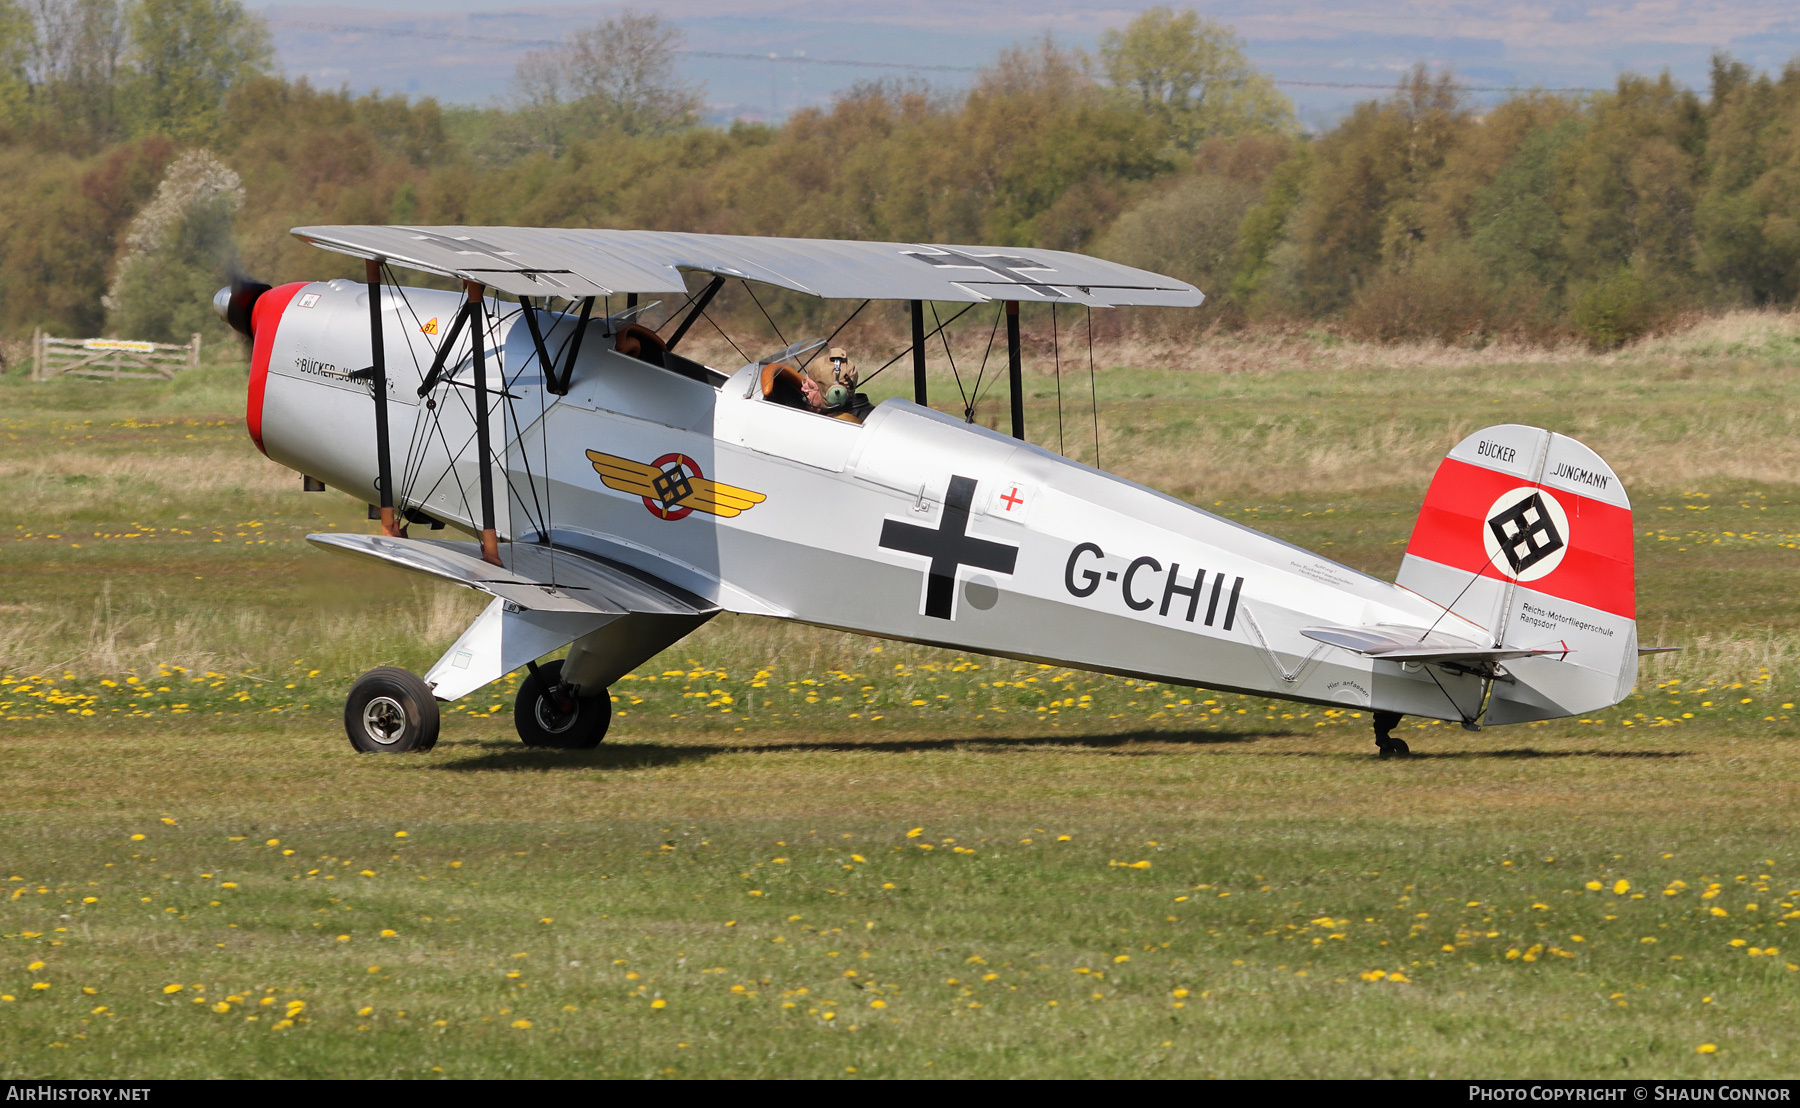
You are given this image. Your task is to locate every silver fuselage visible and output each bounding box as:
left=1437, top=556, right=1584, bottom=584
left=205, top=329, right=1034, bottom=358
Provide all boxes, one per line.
left=256, top=280, right=1547, bottom=722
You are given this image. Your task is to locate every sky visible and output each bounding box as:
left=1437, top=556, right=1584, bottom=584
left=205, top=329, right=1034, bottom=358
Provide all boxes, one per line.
left=249, top=0, right=1800, bottom=128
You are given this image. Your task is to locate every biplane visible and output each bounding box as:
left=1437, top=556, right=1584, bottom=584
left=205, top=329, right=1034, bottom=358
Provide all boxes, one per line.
left=214, top=226, right=1641, bottom=756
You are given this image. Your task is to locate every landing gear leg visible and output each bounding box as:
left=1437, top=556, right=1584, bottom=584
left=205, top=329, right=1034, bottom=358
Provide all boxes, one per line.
left=1373, top=710, right=1409, bottom=758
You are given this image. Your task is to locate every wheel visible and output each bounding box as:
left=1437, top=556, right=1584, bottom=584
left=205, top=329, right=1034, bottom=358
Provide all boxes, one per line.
left=344, top=667, right=440, bottom=753
left=1372, top=709, right=1408, bottom=758
left=514, top=659, right=610, bottom=749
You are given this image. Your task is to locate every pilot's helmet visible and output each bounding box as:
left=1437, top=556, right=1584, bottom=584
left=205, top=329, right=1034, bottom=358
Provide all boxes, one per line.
left=823, top=383, right=853, bottom=410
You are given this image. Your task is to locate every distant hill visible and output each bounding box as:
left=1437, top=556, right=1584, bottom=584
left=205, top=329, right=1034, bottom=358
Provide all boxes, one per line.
left=256, top=0, right=1800, bottom=124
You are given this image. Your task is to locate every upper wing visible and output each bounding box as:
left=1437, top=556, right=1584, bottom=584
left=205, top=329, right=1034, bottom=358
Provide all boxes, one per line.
left=291, top=225, right=1204, bottom=308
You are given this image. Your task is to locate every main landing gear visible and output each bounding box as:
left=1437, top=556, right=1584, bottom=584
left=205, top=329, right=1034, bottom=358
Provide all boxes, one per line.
left=344, top=667, right=440, bottom=752
left=1373, top=710, right=1409, bottom=758
left=343, top=660, right=611, bottom=752
left=515, top=659, right=611, bottom=749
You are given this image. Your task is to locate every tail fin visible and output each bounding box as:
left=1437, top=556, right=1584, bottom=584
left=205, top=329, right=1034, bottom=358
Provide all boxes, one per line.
left=1398, top=425, right=1636, bottom=722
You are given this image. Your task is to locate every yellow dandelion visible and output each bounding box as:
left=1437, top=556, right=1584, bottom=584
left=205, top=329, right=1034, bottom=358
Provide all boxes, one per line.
left=650, top=998, right=667, bottom=1009
left=1697, top=1044, right=1717, bottom=1054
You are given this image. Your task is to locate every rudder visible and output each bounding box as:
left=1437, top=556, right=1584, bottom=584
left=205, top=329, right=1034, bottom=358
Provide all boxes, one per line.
left=1398, top=425, right=1636, bottom=722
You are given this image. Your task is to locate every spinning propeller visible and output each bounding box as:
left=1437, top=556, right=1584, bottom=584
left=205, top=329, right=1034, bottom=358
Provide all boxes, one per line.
left=212, top=274, right=272, bottom=338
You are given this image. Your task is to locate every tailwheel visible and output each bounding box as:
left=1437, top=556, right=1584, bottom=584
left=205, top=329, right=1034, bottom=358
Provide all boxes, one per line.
left=345, top=667, right=440, bottom=753
left=515, top=659, right=610, bottom=749
left=1373, top=709, right=1409, bottom=758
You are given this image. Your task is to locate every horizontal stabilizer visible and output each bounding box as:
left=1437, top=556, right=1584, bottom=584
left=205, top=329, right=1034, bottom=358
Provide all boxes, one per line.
left=308, top=533, right=717, bottom=617
left=1301, top=625, right=1565, bottom=664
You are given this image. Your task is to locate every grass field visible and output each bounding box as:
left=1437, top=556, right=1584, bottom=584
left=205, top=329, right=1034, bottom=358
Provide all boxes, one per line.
left=1, top=320, right=1799, bottom=1078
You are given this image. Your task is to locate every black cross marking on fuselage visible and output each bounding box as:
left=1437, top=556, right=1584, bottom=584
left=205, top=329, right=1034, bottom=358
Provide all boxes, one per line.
left=902, top=248, right=1065, bottom=297
left=879, top=476, right=1019, bottom=620
left=1488, top=491, right=1565, bottom=575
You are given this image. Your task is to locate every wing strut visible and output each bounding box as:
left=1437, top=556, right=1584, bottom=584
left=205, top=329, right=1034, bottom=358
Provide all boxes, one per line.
left=556, top=296, right=595, bottom=393
left=416, top=301, right=472, bottom=397
left=666, top=275, right=725, bottom=351
left=1006, top=299, right=1024, bottom=440
left=518, top=295, right=596, bottom=396
left=463, top=279, right=502, bottom=566
left=910, top=300, right=928, bottom=405
left=366, top=258, right=402, bottom=537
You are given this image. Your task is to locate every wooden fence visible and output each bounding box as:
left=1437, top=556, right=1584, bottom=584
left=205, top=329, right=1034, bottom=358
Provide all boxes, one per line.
left=31, top=329, right=201, bottom=380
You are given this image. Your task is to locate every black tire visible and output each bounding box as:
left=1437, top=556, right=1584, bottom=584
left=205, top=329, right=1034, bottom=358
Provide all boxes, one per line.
left=345, top=667, right=440, bottom=753
left=514, top=659, right=610, bottom=749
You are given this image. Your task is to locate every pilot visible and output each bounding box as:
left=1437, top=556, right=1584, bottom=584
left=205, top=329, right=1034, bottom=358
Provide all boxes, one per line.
left=814, top=347, right=872, bottom=423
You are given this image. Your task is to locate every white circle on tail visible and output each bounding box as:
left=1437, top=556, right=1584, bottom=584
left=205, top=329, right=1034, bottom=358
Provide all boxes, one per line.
left=1482, top=486, right=1570, bottom=582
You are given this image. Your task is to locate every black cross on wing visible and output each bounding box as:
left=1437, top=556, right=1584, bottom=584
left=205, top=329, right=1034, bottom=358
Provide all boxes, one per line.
left=902, top=247, right=1065, bottom=297
left=879, top=475, right=1019, bottom=620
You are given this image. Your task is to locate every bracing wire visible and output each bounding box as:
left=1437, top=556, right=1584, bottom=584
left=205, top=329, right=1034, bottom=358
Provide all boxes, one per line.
left=742, top=280, right=787, bottom=347
left=932, top=303, right=969, bottom=419
left=802, top=299, right=870, bottom=370
left=857, top=302, right=977, bottom=389
left=963, top=305, right=1003, bottom=425
left=702, top=309, right=751, bottom=365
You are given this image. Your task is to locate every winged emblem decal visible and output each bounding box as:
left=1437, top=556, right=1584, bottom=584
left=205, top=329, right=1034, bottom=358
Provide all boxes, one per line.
left=586, top=449, right=767, bottom=520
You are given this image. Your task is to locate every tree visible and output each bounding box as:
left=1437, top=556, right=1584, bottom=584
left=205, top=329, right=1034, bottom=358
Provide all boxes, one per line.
left=0, top=0, right=30, bottom=125
left=511, top=9, right=702, bottom=151
left=21, top=0, right=127, bottom=148
left=1557, top=72, right=1703, bottom=286
left=1097, top=7, right=1292, bottom=150
left=104, top=146, right=241, bottom=342
left=125, top=0, right=269, bottom=142
left=1099, top=174, right=1259, bottom=299
left=1694, top=54, right=1799, bottom=305
left=1280, top=66, right=1470, bottom=313
left=958, top=36, right=1168, bottom=247
left=1466, top=117, right=1584, bottom=293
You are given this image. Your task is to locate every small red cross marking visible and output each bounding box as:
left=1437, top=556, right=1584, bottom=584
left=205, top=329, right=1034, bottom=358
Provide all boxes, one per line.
left=1000, top=486, right=1024, bottom=511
